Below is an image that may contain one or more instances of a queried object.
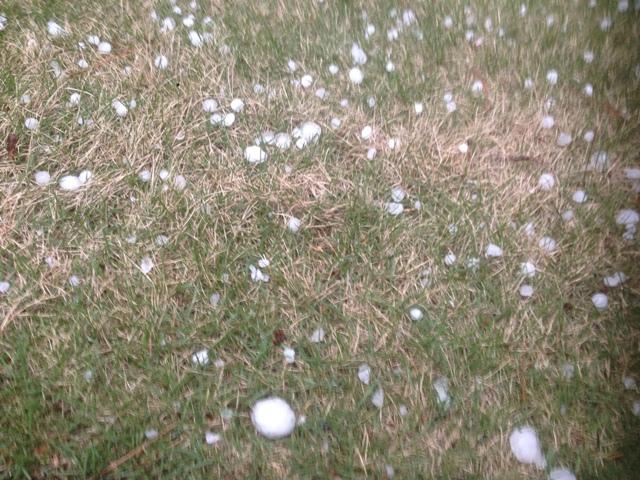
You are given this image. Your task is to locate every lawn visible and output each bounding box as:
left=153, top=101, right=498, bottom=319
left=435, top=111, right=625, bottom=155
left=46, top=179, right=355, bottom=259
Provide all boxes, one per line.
left=0, top=0, right=639, bottom=478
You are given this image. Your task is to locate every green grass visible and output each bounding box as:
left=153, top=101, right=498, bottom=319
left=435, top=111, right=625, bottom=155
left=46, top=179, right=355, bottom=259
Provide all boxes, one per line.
left=1, top=0, right=639, bottom=478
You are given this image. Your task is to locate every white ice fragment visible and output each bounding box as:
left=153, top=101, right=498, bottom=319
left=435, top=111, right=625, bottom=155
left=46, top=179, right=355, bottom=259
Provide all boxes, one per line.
left=408, top=306, right=424, bottom=321
left=361, top=125, right=373, bottom=140
left=366, top=148, right=377, bottom=160
left=47, top=20, right=66, bottom=37
left=315, top=87, right=328, bottom=100
left=509, top=426, right=546, bottom=469
left=433, top=376, right=451, bottom=409
left=230, top=98, right=244, bottom=112
left=445, top=100, right=457, bottom=113
left=251, top=397, right=296, bottom=439
left=557, top=132, right=572, bottom=147
left=388, top=138, right=400, bottom=150
left=78, top=170, right=92, bottom=184
left=202, top=98, right=218, bottom=112
left=68, top=92, right=81, bottom=107
left=300, top=74, right=313, bottom=88
left=546, top=69, right=558, bottom=85
left=274, top=133, right=291, bottom=150
left=351, top=43, right=367, bottom=65
left=562, top=210, right=574, bottom=222
left=349, top=67, right=364, bottom=85
left=210, top=113, right=222, bottom=125
left=112, top=99, right=128, bottom=117
left=0, top=281, right=10, bottom=294
left=588, top=151, right=609, bottom=172
left=205, top=431, right=221, bottom=445
left=192, top=349, right=209, bottom=366
left=386, top=202, right=403, bottom=216
left=140, top=256, right=154, bottom=274
left=249, top=265, right=269, bottom=282
left=385, top=61, right=395, bottom=73
left=328, top=64, right=339, bottom=75
left=467, top=257, right=480, bottom=270
left=330, top=117, right=341, bottom=129
left=154, top=55, right=169, bottom=70
left=155, top=235, right=169, bottom=246
left=161, top=17, right=176, bottom=32
left=145, top=429, right=158, bottom=440
left=616, top=209, right=639, bottom=226
left=0, top=14, right=6, bottom=31
left=444, top=252, right=457, bottom=266
left=391, top=186, right=406, bottom=202
left=371, top=387, right=384, bottom=408
left=583, top=50, right=594, bottom=63
left=173, top=175, right=187, bottom=190
left=223, top=113, right=235, bottom=127
left=538, top=173, right=555, bottom=190
left=387, top=27, right=399, bottom=41
left=634, top=400, right=640, bottom=417
left=591, top=293, right=608, bottom=310
left=540, top=116, right=555, bottom=129
left=402, top=9, right=417, bottom=26
left=209, top=292, right=221, bottom=307
left=549, top=468, right=576, bottom=480
left=138, top=170, right=151, bottom=182
left=583, top=83, right=594, bottom=97
left=443, top=16, right=453, bottom=29
left=583, top=130, right=595, bottom=143
left=624, top=168, right=640, bottom=180
left=623, top=376, right=637, bottom=390
left=283, top=347, right=295, bottom=364
left=524, top=77, right=534, bottom=89
left=519, top=285, right=534, bottom=298
left=25, top=117, right=39, bottom=130
left=309, top=327, right=325, bottom=343
left=59, top=175, right=82, bottom=191
left=521, top=262, right=536, bottom=278
left=600, top=16, right=612, bottom=31
left=385, top=464, right=395, bottom=479
left=471, top=80, right=483, bottom=94
left=485, top=244, right=503, bottom=257
left=34, top=171, right=51, bottom=186
left=188, top=30, right=203, bottom=47
left=244, top=145, right=268, bottom=164
left=68, top=275, right=81, bottom=287
left=97, top=41, right=111, bottom=54
left=358, top=363, right=371, bottom=384
left=159, top=168, right=169, bottom=180
left=604, top=272, right=627, bottom=287
left=414, top=102, right=424, bottom=114
left=572, top=190, right=587, bottom=204
left=538, top=236, right=557, bottom=253
left=458, top=142, right=469, bottom=154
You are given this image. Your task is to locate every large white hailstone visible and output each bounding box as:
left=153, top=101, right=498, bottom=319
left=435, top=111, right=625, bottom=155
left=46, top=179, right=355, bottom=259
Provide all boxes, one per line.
left=443, top=15, right=453, bottom=28
left=486, top=244, right=503, bottom=257
left=295, top=121, right=321, bottom=147
left=283, top=347, right=295, bottom=364
left=309, top=327, right=325, bottom=343
left=97, top=41, right=112, bottom=54
left=188, top=30, right=203, bottom=47
left=549, top=468, right=576, bottom=480
left=274, top=133, right=291, bottom=150
left=244, top=145, right=267, bottom=164
left=444, top=252, right=457, bottom=266
left=358, top=363, right=371, bottom=384
left=521, top=262, right=536, bottom=278
left=433, top=376, right=451, bottom=409
left=616, top=209, right=639, bottom=226
left=230, top=98, right=244, bottom=112
left=112, top=99, right=128, bottom=117
left=0, top=281, right=10, bottom=294
left=572, top=190, right=587, bottom=204
left=538, top=173, right=555, bottom=190
left=591, top=293, right=608, bottom=310
left=539, top=236, right=557, bottom=252
left=24, top=117, right=39, bottom=130
left=351, top=43, right=367, bottom=65
left=154, top=54, right=169, bottom=70
left=386, top=202, right=403, bottom=216
left=222, top=113, right=235, bottom=127
left=509, top=426, right=546, bottom=468
left=349, top=67, right=364, bottom=85
left=588, top=151, right=609, bottom=172
left=557, top=132, right=572, bottom=147
left=192, top=349, right=209, bottom=366
left=140, top=256, right=154, bottom=274
left=604, top=272, right=627, bottom=287
left=183, top=14, right=195, bottom=27
left=202, top=98, right=218, bottom=112
left=47, top=20, right=66, bottom=37
left=251, top=397, right=296, bottom=439
left=287, top=216, right=302, bottom=233
left=408, top=306, right=424, bottom=321
left=391, top=186, right=406, bottom=202
left=300, top=74, right=313, bottom=88
left=361, top=125, right=373, bottom=140
left=546, top=69, right=558, bottom=85
left=371, top=387, right=384, bottom=408
left=59, top=175, right=82, bottom=191
left=328, top=64, right=339, bottom=75
left=519, top=285, right=534, bottom=298
left=34, top=171, right=51, bottom=186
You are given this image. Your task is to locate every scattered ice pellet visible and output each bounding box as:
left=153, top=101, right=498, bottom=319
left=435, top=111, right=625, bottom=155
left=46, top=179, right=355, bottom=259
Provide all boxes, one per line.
left=541, top=116, right=554, bottom=130
left=604, top=272, right=627, bottom=287
left=538, top=236, right=557, bottom=252
left=161, top=17, right=176, bottom=32
left=538, top=173, right=555, bottom=190
left=388, top=138, right=400, bottom=150
left=192, top=349, right=209, bottom=366
left=471, top=80, right=483, bottom=94
left=328, top=64, right=339, bottom=75
left=509, top=426, right=546, bottom=469
left=222, top=113, right=235, bottom=127
left=230, top=98, right=244, bottom=112
left=562, top=210, right=574, bottom=222
left=126, top=235, right=137, bottom=244
left=20, top=94, right=31, bottom=104
left=572, top=190, right=587, bottom=204
left=25, top=117, right=39, bottom=130
left=0, top=13, right=6, bottom=31
left=458, top=142, right=469, bottom=154
left=524, top=77, right=534, bottom=89
left=213, top=358, right=225, bottom=369
left=204, top=431, right=221, bottom=445
left=371, top=387, right=384, bottom=408
left=287, top=59, right=298, bottom=72
left=154, top=55, right=169, bottom=70
left=366, top=148, right=377, bottom=160
left=358, top=363, right=371, bottom=384
left=155, top=235, right=169, bottom=247
left=521, top=262, right=536, bottom=278
left=386, top=202, right=403, bottom=216
left=145, top=429, right=159, bottom=440
left=78, top=170, right=91, bottom=184
left=349, top=67, right=364, bottom=85
left=466, top=257, right=480, bottom=270
left=414, top=102, right=424, bottom=114
left=140, top=256, right=154, bottom=274
left=249, top=265, right=269, bottom=282
left=619, top=0, right=630, bottom=11
left=583, top=83, right=593, bottom=97
left=47, top=20, right=66, bottom=37
left=583, top=130, right=595, bottom=143
left=546, top=69, right=558, bottom=85
left=294, top=121, right=322, bottom=147
left=445, top=100, right=457, bottom=113
left=159, top=169, right=170, bottom=181
left=444, top=252, right=457, bottom=266
left=300, top=74, right=313, bottom=88
left=519, top=285, right=534, bottom=298
left=588, top=151, right=609, bottom=172
left=361, top=125, right=373, bottom=140
left=398, top=404, right=408, bottom=416
left=287, top=216, right=302, bottom=233
left=97, top=41, right=111, bottom=54
left=486, top=244, right=503, bottom=257
left=68, top=92, right=81, bottom=107
left=391, top=186, right=406, bottom=202
left=330, top=117, right=341, bottom=128
left=351, top=43, right=367, bottom=65
left=274, top=133, right=291, bottom=150
left=309, top=327, right=325, bottom=343
left=433, top=376, right=451, bottom=409
left=244, top=145, right=268, bottom=164
left=251, top=397, right=296, bottom=439
left=633, top=400, right=640, bottom=416
left=557, top=132, right=572, bottom=147
left=315, top=87, right=328, bottom=100
left=562, top=363, right=575, bottom=379
left=385, top=61, right=395, bottom=73
left=257, top=256, right=270, bottom=269
left=173, top=175, right=187, bottom=190
left=549, top=468, right=577, bottom=480
left=59, top=175, right=82, bottom=191
left=34, top=171, right=51, bottom=186
left=443, top=15, right=453, bottom=29
left=616, top=209, right=639, bottom=226
left=385, top=464, right=395, bottom=479
left=624, top=168, right=640, bottom=180
left=83, top=370, right=93, bottom=382
left=209, top=292, right=221, bottom=307
left=138, top=170, right=151, bottom=182
left=202, top=98, right=218, bottom=113
left=69, top=275, right=81, bottom=287
left=600, top=16, right=612, bottom=31
left=583, top=50, right=594, bottom=63
left=0, top=281, right=10, bottom=294
left=188, top=30, right=203, bottom=47
left=112, top=99, right=128, bottom=117
left=408, top=305, right=425, bottom=321
left=623, top=376, right=637, bottom=390
left=591, top=293, right=608, bottom=310
left=387, top=27, right=399, bottom=41
left=283, top=347, right=295, bottom=364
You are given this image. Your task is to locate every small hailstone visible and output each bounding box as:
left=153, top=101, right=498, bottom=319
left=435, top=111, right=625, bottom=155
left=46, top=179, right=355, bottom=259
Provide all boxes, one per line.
left=445, top=100, right=457, bottom=113
left=315, top=87, right=328, bottom=100
left=0, top=281, right=10, bottom=294
left=295, top=121, right=322, bottom=147
left=600, top=16, right=612, bottom=31
left=339, top=98, right=349, bottom=108
left=274, top=133, right=291, bottom=150
left=192, top=349, right=210, bottom=366
left=365, top=23, right=375, bottom=37
left=140, top=256, right=154, bottom=274
left=466, top=257, right=480, bottom=270
left=385, top=61, right=395, bottom=73
left=173, top=175, right=187, bottom=190
left=348, top=67, right=364, bottom=85
left=444, top=252, right=457, bottom=266
left=287, top=216, right=302, bottom=233
left=616, top=209, right=639, bottom=226
left=414, top=102, right=424, bottom=114
left=0, top=13, right=6, bottom=31
left=253, top=83, right=265, bottom=94
left=358, top=363, right=371, bottom=384
left=351, top=43, right=367, bottom=65
left=623, top=376, right=637, bottom=390
left=618, top=0, right=630, bottom=11
left=538, top=236, right=557, bottom=252
left=549, top=468, right=577, bottom=480
left=414, top=200, right=422, bottom=210
left=330, top=118, right=341, bottom=129
left=385, top=464, right=395, bottom=479
left=591, top=293, right=608, bottom=310
left=443, top=15, right=453, bottom=28
left=244, top=145, right=268, bottom=164
left=112, top=100, right=128, bottom=117
left=458, top=142, right=469, bottom=154
left=78, top=170, right=92, bottom=184
left=521, top=262, right=536, bottom=278
left=24, top=117, right=39, bottom=130
left=538, top=173, right=555, bottom=190
left=387, top=27, right=399, bottom=41
left=408, top=306, right=425, bottom=321
left=69, top=275, right=81, bottom=287
left=287, top=59, right=297, bottom=72
left=309, top=327, right=325, bottom=343
left=471, top=80, right=483, bottom=94
left=583, top=50, right=594, bottom=63
left=126, top=235, right=137, bottom=244
left=391, top=186, right=406, bottom=202
left=83, top=370, right=93, bottom=382
left=20, top=94, right=31, bottom=104
left=386, top=202, right=403, bottom=216
left=47, top=20, right=66, bottom=37
left=371, top=387, right=384, bottom=408
left=398, top=404, right=408, bottom=416
left=159, top=169, right=170, bottom=181
left=509, top=426, right=546, bottom=469
left=300, top=74, right=313, bottom=88
left=557, top=132, right=572, bottom=147
left=154, top=55, right=169, bottom=70
left=583, top=83, right=593, bottom=97
left=183, top=14, right=195, bottom=27
left=210, top=113, right=223, bottom=125
left=155, top=235, right=169, bottom=246
left=433, top=376, right=451, bottom=409
left=465, top=30, right=474, bottom=42
left=145, top=429, right=159, bottom=440
left=213, top=358, right=225, bottom=369
left=34, top=171, right=51, bottom=186
left=361, top=125, right=373, bottom=140
left=59, top=175, right=82, bottom=191
left=68, top=92, right=81, bottom=106
left=257, top=256, right=270, bottom=269
left=204, top=431, right=221, bottom=445
left=388, top=138, right=400, bottom=150
left=519, top=285, right=534, bottom=298
left=540, top=116, right=555, bottom=129
left=486, top=244, right=503, bottom=257
left=588, top=151, right=609, bottom=172
left=572, top=190, right=587, bottom=204
left=633, top=400, right=640, bottom=417
left=562, top=210, right=574, bottom=222
left=328, top=64, right=339, bottom=75
left=562, top=363, right=575, bottom=379
left=368, top=97, right=376, bottom=108
left=546, top=69, right=558, bottom=85
left=249, top=265, right=269, bottom=283
left=188, top=30, right=203, bottom=47
left=283, top=347, right=296, bottom=364
left=97, top=41, right=111, bottom=54
left=583, top=130, right=595, bottom=143
left=366, top=148, right=377, bottom=160
left=524, top=77, right=534, bottom=89
left=604, top=272, right=627, bottom=287
left=138, top=170, right=152, bottom=182
left=251, top=397, right=296, bottom=439
left=223, top=113, right=235, bottom=127
left=202, top=98, right=218, bottom=112
left=230, top=98, right=244, bottom=112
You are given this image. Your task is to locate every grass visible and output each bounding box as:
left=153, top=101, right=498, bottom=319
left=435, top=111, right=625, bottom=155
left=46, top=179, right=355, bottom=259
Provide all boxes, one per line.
left=1, top=0, right=639, bottom=478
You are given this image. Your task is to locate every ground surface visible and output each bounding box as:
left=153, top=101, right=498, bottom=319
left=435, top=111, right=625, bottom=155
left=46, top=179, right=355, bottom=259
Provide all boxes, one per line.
left=1, top=0, right=639, bottom=478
